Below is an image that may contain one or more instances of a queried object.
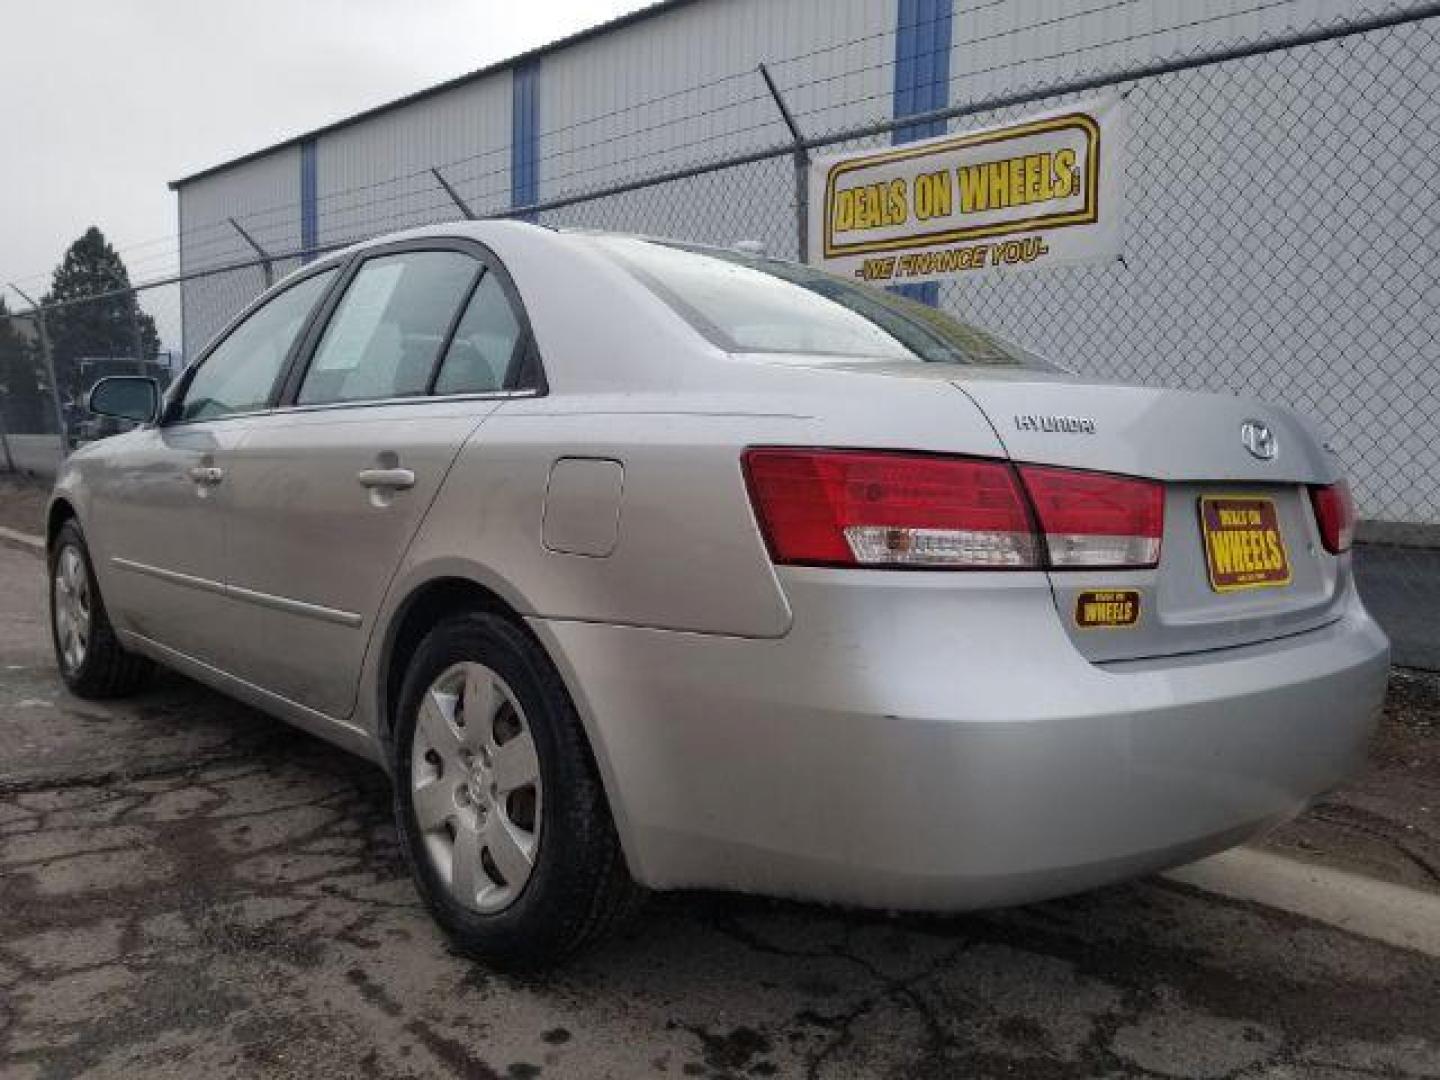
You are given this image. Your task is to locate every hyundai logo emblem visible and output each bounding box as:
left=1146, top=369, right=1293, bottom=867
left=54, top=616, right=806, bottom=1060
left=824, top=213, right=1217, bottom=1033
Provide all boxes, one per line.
left=1240, top=419, right=1277, bottom=461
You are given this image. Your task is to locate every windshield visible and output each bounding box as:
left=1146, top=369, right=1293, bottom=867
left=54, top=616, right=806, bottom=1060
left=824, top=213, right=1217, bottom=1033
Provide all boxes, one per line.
left=589, top=235, right=1050, bottom=368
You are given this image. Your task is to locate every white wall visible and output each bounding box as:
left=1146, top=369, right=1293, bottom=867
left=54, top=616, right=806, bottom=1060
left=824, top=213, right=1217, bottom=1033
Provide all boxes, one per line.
left=177, top=147, right=301, bottom=353
left=949, top=0, right=1374, bottom=102
left=314, top=74, right=513, bottom=248
left=536, top=0, right=895, bottom=256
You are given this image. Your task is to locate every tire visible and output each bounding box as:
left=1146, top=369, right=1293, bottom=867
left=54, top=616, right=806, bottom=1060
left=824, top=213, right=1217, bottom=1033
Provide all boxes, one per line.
left=392, top=611, right=640, bottom=968
left=49, top=520, right=154, bottom=699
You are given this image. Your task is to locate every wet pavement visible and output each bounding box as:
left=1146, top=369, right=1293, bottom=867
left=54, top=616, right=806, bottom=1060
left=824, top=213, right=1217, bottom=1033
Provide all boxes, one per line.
left=1, top=542, right=1438, bottom=1079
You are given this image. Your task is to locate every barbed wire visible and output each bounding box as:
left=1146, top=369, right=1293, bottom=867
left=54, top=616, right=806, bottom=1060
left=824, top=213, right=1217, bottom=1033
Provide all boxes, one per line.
left=12, top=0, right=1426, bottom=289
left=186, top=0, right=1426, bottom=273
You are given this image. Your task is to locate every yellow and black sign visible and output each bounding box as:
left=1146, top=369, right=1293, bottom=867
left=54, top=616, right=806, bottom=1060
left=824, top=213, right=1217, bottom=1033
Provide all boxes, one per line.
left=1074, top=589, right=1141, bottom=629
left=1199, top=496, right=1292, bottom=592
left=808, top=97, right=1126, bottom=284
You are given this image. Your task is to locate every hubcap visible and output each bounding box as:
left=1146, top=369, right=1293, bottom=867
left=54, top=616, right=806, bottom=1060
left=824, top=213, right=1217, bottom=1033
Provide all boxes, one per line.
left=410, top=661, right=542, bottom=914
left=52, top=546, right=91, bottom=673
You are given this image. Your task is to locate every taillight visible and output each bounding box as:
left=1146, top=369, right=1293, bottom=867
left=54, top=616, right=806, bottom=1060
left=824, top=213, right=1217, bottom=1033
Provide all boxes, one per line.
left=742, top=449, right=1165, bottom=571
left=741, top=449, right=1039, bottom=568
left=1017, top=465, right=1164, bottom=569
left=1310, top=480, right=1356, bottom=554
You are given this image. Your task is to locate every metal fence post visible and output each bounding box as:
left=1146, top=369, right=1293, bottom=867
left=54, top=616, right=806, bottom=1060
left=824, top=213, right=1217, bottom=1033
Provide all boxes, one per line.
left=129, top=305, right=143, bottom=377
left=0, top=305, right=14, bottom=471
left=758, top=63, right=811, bottom=263
left=432, top=166, right=477, bottom=220
left=228, top=218, right=274, bottom=289
left=8, top=284, right=68, bottom=461
left=0, top=395, right=15, bottom=473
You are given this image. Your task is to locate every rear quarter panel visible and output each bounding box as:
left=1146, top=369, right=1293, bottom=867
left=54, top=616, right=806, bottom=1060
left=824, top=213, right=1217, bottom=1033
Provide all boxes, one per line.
left=384, top=365, right=1018, bottom=641
left=361, top=375, right=1010, bottom=866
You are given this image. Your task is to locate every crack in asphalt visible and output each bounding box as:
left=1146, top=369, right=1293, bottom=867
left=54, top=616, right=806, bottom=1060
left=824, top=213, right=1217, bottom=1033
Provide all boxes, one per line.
left=703, top=909, right=979, bottom=1079
left=0, top=744, right=282, bottom=797
left=3, top=747, right=1440, bottom=1078
left=1307, top=804, right=1440, bottom=887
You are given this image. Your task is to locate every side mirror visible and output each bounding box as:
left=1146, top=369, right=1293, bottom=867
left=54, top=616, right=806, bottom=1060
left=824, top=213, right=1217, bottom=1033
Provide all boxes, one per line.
left=87, top=376, right=159, bottom=424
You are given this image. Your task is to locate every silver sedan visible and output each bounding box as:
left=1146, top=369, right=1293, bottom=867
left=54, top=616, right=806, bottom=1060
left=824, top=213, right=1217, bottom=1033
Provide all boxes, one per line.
left=48, top=222, right=1390, bottom=966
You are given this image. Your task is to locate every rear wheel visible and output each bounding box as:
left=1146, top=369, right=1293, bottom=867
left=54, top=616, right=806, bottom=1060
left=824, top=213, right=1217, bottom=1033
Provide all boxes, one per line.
left=392, top=612, right=639, bottom=967
left=49, top=520, right=153, bottom=698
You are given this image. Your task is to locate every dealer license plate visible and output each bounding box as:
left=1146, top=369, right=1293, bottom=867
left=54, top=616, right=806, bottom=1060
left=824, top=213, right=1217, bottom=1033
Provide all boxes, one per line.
left=1199, top=496, right=1292, bottom=592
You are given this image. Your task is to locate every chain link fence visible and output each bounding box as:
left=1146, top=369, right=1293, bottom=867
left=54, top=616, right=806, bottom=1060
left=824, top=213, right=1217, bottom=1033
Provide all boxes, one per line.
left=532, top=7, right=1440, bottom=668
left=1, top=7, right=1435, bottom=661
left=0, top=287, right=179, bottom=475
left=941, top=16, right=1439, bottom=529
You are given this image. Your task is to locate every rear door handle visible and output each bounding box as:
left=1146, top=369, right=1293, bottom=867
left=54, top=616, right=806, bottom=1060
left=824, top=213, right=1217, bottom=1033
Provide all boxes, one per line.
left=188, top=465, right=224, bottom=485
left=356, top=467, right=416, bottom=490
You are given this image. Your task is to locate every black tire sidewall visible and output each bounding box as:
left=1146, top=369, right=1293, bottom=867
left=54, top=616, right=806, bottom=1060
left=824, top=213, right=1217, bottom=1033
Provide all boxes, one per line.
left=392, top=612, right=613, bottom=963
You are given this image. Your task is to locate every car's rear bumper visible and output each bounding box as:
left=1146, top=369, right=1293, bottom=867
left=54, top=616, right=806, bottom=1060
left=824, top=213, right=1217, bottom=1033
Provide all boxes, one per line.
left=531, top=570, right=1389, bottom=910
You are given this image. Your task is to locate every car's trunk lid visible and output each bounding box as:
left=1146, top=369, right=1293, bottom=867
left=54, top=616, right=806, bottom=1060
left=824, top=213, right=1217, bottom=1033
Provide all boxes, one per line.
left=954, top=374, right=1348, bottom=662
left=954, top=373, right=1335, bottom=483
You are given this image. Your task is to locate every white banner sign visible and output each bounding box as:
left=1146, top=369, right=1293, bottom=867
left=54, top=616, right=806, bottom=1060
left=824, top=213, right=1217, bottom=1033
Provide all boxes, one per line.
left=807, top=97, right=1126, bottom=284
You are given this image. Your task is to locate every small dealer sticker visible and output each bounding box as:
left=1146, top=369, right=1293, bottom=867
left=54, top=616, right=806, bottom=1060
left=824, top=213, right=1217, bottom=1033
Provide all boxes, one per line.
left=1074, top=589, right=1141, bottom=628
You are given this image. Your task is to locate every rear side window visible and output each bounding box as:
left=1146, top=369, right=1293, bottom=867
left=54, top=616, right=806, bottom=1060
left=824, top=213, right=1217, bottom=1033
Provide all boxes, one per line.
left=590, top=236, right=1048, bottom=368
left=298, top=251, right=477, bottom=405
left=433, top=271, right=523, bottom=395
left=179, top=269, right=335, bottom=422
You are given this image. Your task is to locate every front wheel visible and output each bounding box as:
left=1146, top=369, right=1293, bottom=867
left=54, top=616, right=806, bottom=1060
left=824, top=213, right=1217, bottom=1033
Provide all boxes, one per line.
left=49, top=520, right=153, bottom=698
left=392, top=612, right=640, bottom=968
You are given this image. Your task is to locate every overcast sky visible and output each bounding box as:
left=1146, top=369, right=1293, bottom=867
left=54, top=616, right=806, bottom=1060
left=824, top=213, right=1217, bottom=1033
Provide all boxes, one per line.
left=0, top=0, right=647, bottom=297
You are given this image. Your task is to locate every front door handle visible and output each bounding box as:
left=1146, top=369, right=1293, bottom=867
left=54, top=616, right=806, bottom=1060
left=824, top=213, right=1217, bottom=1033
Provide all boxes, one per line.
left=356, top=467, right=416, bottom=491
left=188, top=465, right=224, bottom=485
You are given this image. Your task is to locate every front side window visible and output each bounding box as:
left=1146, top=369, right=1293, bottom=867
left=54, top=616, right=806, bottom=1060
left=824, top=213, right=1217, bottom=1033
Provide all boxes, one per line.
left=432, top=271, right=524, bottom=395
left=179, top=269, right=335, bottom=422
left=298, top=251, right=477, bottom=405
left=589, top=236, right=1048, bottom=368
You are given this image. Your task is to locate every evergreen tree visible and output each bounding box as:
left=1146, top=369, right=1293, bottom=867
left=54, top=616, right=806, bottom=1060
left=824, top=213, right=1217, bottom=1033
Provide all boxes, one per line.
left=0, top=295, right=48, bottom=432
left=41, top=227, right=159, bottom=400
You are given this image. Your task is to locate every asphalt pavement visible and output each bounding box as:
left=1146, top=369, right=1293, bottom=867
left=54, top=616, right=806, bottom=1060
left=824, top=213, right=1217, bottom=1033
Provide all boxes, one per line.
left=1, top=541, right=1438, bottom=1079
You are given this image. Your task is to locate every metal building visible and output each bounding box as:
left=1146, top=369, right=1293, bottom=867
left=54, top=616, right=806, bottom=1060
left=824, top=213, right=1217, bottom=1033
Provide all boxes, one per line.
left=169, top=0, right=1439, bottom=529
left=173, top=0, right=1373, bottom=345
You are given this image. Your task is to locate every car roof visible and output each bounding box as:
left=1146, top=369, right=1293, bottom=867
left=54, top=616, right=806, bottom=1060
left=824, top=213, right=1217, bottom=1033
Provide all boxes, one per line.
left=314, top=220, right=773, bottom=270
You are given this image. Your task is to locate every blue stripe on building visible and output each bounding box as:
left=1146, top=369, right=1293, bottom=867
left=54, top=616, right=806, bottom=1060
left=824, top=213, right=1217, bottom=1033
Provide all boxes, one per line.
left=299, top=138, right=318, bottom=262
left=511, top=58, right=541, bottom=220
left=891, top=0, right=953, bottom=305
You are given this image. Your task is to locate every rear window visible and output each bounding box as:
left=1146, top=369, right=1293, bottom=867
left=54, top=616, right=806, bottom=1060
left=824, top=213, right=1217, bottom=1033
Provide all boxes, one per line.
left=589, top=235, right=1047, bottom=368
